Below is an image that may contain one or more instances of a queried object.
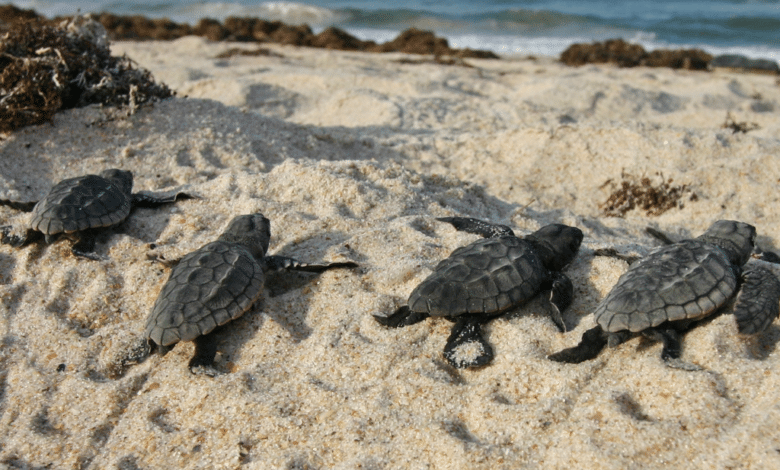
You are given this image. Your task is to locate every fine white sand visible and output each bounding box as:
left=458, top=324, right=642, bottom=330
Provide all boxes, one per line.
left=1, top=35, right=780, bottom=469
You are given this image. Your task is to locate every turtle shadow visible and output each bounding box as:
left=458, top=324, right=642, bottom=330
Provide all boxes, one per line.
left=0, top=139, right=55, bottom=204
left=104, top=195, right=197, bottom=247
left=0, top=253, right=15, bottom=285
left=42, top=269, right=93, bottom=338
left=554, top=248, right=617, bottom=333
left=744, top=324, right=780, bottom=360
left=210, top=231, right=361, bottom=370
left=267, top=229, right=359, bottom=297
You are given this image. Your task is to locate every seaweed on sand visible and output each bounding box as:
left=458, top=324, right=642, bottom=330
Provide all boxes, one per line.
left=0, top=16, right=172, bottom=133
left=600, top=171, right=697, bottom=217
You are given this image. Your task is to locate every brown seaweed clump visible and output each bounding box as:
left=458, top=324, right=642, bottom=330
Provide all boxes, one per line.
left=0, top=6, right=499, bottom=60
left=722, top=112, right=760, bottom=134
left=560, top=39, right=647, bottom=67
left=643, top=49, right=712, bottom=70
left=560, top=39, right=712, bottom=71
left=0, top=17, right=172, bottom=133
left=0, top=4, right=40, bottom=32
left=600, top=172, right=696, bottom=217
left=89, top=13, right=499, bottom=59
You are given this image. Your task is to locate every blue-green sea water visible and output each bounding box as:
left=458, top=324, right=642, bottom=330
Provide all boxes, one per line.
left=11, top=0, right=780, bottom=60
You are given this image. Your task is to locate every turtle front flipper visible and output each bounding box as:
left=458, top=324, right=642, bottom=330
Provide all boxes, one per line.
left=189, top=333, right=221, bottom=376
left=645, top=226, right=676, bottom=245
left=443, top=318, right=494, bottom=368
left=131, top=191, right=194, bottom=208
left=547, top=271, right=573, bottom=332
left=548, top=326, right=608, bottom=363
left=264, top=255, right=357, bottom=273
left=0, top=199, right=37, bottom=212
left=593, top=248, right=642, bottom=265
left=1, top=226, right=41, bottom=247
left=437, top=217, right=514, bottom=239
left=734, top=266, right=780, bottom=335
left=374, top=306, right=430, bottom=328
left=757, top=251, right=780, bottom=263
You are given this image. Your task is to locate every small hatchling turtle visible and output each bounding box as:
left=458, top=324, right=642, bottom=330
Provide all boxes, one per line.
left=374, top=217, right=583, bottom=368
left=133, top=212, right=357, bottom=376
left=0, top=169, right=191, bottom=260
left=549, top=220, right=780, bottom=369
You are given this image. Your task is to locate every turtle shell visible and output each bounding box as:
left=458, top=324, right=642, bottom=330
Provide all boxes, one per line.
left=145, top=241, right=265, bottom=347
left=407, top=236, right=547, bottom=318
left=29, top=174, right=132, bottom=235
left=595, top=239, right=738, bottom=333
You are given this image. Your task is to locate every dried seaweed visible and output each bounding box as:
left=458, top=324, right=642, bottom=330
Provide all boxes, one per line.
left=394, top=56, right=475, bottom=67
left=722, top=112, right=760, bottom=134
left=600, top=172, right=696, bottom=217
left=0, top=16, right=172, bottom=133
left=213, top=47, right=283, bottom=59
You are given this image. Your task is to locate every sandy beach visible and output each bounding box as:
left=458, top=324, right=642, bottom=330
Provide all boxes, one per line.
left=1, top=32, right=780, bottom=469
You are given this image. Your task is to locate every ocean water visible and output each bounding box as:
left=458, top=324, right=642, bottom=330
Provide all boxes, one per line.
left=10, top=0, right=780, bottom=60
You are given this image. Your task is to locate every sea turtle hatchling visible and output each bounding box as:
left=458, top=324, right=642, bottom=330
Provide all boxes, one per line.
left=0, top=169, right=191, bottom=260
left=374, top=217, right=583, bottom=368
left=549, top=220, right=780, bottom=369
left=133, top=212, right=357, bottom=376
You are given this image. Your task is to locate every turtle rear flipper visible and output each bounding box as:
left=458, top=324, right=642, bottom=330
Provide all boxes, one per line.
left=443, top=318, right=493, bottom=368
left=734, top=266, right=780, bottom=335
left=642, top=328, right=702, bottom=371
left=437, top=217, right=514, bottom=239
left=265, top=255, right=358, bottom=273
left=189, top=332, right=221, bottom=376
left=70, top=229, right=104, bottom=260
left=374, top=306, right=430, bottom=328
left=549, top=326, right=608, bottom=363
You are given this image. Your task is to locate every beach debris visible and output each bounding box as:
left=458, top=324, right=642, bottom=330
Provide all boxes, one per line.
left=394, top=56, right=475, bottom=68
left=369, top=28, right=498, bottom=58
left=0, top=4, right=38, bottom=32
left=0, top=15, right=172, bottom=132
left=0, top=169, right=191, bottom=260
left=560, top=39, right=711, bottom=70
left=133, top=213, right=357, bottom=376
left=641, top=49, right=712, bottom=70
left=1, top=6, right=498, bottom=59
left=374, top=217, right=582, bottom=368
left=722, top=112, right=760, bottom=134
left=550, top=220, right=780, bottom=369
left=214, top=47, right=284, bottom=59
left=600, top=172, right=695, bottom=217
left=710, top=54, right=779, bottom=75
left=560, top=39, right=648, bottom=67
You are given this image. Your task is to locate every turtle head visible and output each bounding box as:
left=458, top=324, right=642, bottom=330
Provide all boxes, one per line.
left=217, top=213, right=271, bottom=259
left=697, top=220, right=756, bottom=267
left=525, top=224, right=584, bottom=271
left=100, top=169, right=133, bottom=195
